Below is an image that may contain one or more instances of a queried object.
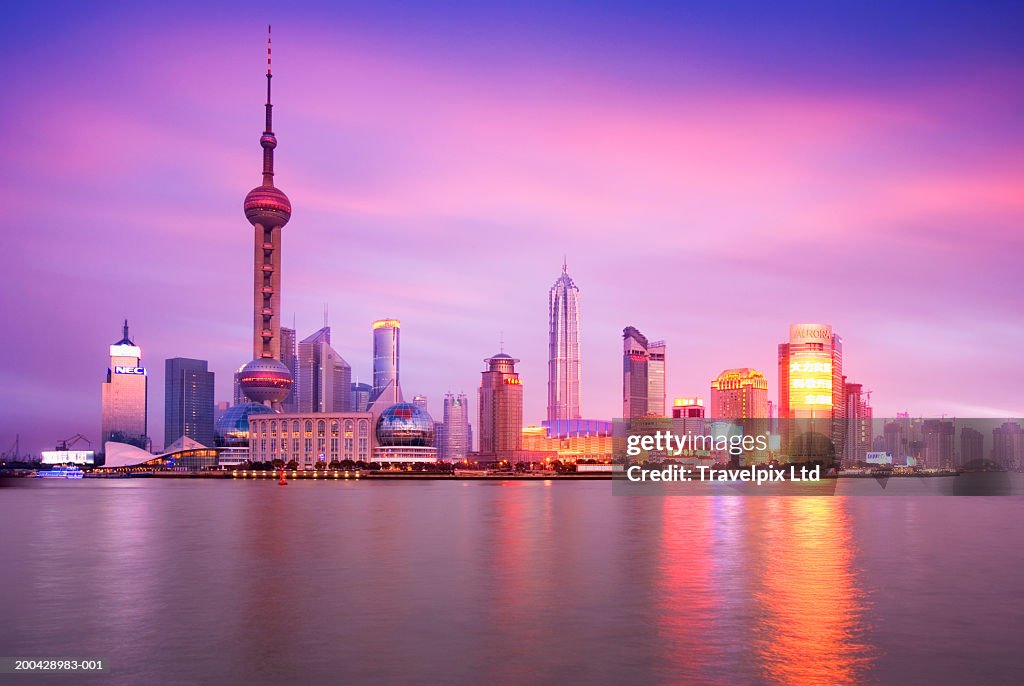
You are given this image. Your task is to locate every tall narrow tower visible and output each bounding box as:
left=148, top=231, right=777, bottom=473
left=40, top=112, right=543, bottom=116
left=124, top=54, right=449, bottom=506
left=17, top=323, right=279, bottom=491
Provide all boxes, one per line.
left=239, top=26, right=294, bottom=408
left=547, top=260, right=581, bottom=422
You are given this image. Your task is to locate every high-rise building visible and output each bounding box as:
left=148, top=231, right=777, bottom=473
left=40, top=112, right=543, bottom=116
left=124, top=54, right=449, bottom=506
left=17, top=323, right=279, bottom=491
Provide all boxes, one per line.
left=778, top=323, right=844, bottom=463
left=441, top=392, right=470, bottom=462
left=296, top=327, right=351, bottom=413
left=710, top=368, right=769, bottom=419
left=101, top=320, right=148, bottom=449
left=547, top=261, right=581, bottom=422
left=350, top=382, right=373, bottom=412
left=623, top=327, right=649, bottom=418
left=842, top=382, right=872, bottom=466
left=238, top=27, right=294, bottom=409
left=372, top=319, right=401, bottom=404
left=164, top=358, right=215, bottom=448
left=993, top=421, right=1024, bottom=469
left=960, top=427, right=984, bottom=467
left=478, top=353, right=523, bottom=456
left=413, top=395, right=428, bottom=413
left=921, top=419, right=955, bottom=469
left=647, top=340, right=666, bottom=417
left=280, top=325, right=297, bottom=412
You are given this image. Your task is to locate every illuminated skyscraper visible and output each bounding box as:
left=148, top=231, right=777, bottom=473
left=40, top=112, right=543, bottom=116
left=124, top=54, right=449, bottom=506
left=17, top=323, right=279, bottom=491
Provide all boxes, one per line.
left=238, top=26, right=294, bottom=409
left=164, top=358, right=215, bottom=448
left=372, top=319, right=401, bottom=404
left=101, top=320, right=148, bottom=449
left=623, top=327, right=649, bottom=418
left=280, top=325, right=297, bottom=412
left=296, top=327, right=351, bottom=413
left=479, top=353, right=523, bottom=456
left=547, top=261, right=581, bottom=422
left=778, top=323, right=844, bottom=462
left=441, top=392, right=470, bottom=462
left=710, top=368, right=769, bottom=418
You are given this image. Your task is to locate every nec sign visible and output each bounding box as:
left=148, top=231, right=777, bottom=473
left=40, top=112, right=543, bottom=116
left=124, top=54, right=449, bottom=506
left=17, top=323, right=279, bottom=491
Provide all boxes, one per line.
left=114, top=366, right=147, bottom=375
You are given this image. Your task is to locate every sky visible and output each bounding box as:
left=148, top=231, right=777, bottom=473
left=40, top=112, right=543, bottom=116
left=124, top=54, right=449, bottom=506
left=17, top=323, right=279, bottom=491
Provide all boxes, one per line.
left=2, top=1, right=1023, bottom=455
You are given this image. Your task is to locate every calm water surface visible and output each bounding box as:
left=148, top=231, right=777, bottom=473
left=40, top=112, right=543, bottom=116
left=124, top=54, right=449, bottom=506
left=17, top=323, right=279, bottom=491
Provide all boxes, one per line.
left=2, top=479, right=1023, bottom=685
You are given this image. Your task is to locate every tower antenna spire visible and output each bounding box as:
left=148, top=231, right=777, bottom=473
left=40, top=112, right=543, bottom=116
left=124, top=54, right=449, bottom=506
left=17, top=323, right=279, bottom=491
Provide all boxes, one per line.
left=562, top=255, right=567, bottom=274
left=261, top=24, right=276, bottom=185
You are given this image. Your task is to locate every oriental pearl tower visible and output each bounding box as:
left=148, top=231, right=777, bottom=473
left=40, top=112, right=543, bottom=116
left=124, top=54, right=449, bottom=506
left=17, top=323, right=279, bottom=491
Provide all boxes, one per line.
left=238, top=26, right=294, bottom=409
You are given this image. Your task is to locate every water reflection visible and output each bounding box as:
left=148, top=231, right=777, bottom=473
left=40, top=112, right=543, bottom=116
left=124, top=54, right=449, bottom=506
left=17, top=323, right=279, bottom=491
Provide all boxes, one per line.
left=754, top=498, right=873, bottom=684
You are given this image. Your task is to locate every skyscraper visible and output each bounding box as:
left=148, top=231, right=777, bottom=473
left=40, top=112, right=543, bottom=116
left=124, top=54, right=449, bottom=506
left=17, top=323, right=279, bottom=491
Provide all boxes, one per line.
left=164, top=358, right=215, bottom=448
left=372, top=319, right=401, bottom=404
left=993, top=421, right=1024, bottom=469
left=842, top=382, right=872, bottom=466
left=441, top=392, right=470, bottom=462
left=647, top=340, right=666, bottom=417
left=960, top=427, right=984, bottom=467
left=280, top=325, right=297, bottom=412
left=238, top=26, right=294, bottom=408
left=547, top=261, right=581, bottom=422
left=412, top=395, right=428, bottom=412
left=101, top=320, right=148, bottom=449
left=921, top=419, right=955, bottom=469
left=710, top=368, right=769, bottom=418
left=350, top=382, right=373, bottom=412
left=479, top=353, right=523, bottom=456
left=778, top=323, right=845, bottom=462
left=297, top=327, right=351, bottom=413
left=623, top=327, right=649, bottom=418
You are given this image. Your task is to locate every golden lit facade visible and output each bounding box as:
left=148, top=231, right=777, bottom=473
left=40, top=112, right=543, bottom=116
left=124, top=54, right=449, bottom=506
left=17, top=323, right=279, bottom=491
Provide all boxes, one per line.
left=778, top=323, right=845, bottom=462
left=521, top=426, right=612, bottom=462
left=709, top=369, right=768, bottom=419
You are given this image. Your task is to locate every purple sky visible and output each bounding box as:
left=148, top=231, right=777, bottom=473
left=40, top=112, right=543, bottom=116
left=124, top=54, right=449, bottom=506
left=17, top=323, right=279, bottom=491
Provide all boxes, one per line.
left=3, top=2, right=1023, bottom=454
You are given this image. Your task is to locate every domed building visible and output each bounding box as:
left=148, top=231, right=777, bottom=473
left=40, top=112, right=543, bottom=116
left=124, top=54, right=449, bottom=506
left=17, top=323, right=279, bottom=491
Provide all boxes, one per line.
left=374, top=402, right=438, bottom=463
left=216, top=402, right=276, bottom=446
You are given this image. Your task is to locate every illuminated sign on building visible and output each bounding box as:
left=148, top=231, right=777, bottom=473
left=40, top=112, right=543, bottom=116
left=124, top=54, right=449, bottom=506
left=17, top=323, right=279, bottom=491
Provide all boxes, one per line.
left=372, top=319, right=401, bottom=330
left=789, top=323, right=833, bottom=345
left=503, top=377, right=522, bottom=385
left=866, top=451, right=893, bottom=465
left=114, top=366, right=147, bottom=375
left=789, top=356, right=832, bottom=407
left=109, top=344, right=142, bottom=358
left=41, top=450, right=95, bottom=465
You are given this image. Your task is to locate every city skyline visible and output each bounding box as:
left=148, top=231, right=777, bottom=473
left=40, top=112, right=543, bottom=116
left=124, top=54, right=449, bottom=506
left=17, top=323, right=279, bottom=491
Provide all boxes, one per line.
left=4, top=3, right=1024, bottom=454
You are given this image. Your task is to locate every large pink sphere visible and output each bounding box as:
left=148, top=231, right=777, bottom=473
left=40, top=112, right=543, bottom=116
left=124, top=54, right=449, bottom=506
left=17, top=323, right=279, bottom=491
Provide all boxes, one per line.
left=244, top=185, right=291, bottom=228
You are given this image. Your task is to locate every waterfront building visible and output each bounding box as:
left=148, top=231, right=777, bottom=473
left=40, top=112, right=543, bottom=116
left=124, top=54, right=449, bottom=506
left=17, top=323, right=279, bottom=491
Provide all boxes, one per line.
left=280, top=325, right=297, bottom=412
left=372, top=319, right=401, bottom=404
left=622, top=327, right=649, bottom=418
left=778, top=323, right=845, bottom=463
left=374, top=403, right=437, bottom=463
left=296, top=326, right=351, bottom=412
left=100, top=320, right=148, bottom=449
left=547, top=261, right=582, bottom=422
left=710, top=369, right=769, bottom=419
left=249, top=411, right=374, bottom=467
left=960, top=427, right=984, bottom=466
left=441, top=392, right=470, bottom=462
left=520, top=419, right=613, bottom=463
left=478, top=353, right=524, bottom=458
left=98, top=436, right=239, bottom=473
left=164, top=358, right=215, bottom=448
left=842, top=382, right=872, bottom=466
left=237, top=28, right=294, bottom=409
left=215, top=402, right=275, bottom=448
left=993, top=421, right=1024, bottom=469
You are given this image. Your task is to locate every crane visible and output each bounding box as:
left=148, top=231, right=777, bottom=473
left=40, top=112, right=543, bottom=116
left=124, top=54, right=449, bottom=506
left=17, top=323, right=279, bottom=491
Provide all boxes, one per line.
left=56, top=434, right=91, bottom=451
